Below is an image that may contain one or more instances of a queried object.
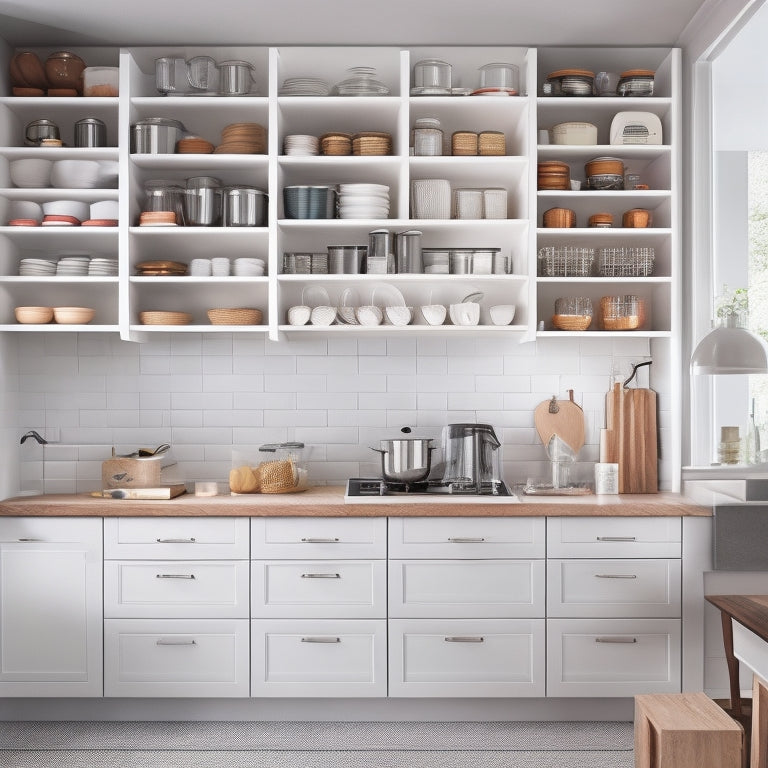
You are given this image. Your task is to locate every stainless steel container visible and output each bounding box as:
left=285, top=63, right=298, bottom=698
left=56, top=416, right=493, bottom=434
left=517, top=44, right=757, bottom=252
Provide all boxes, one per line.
left=368, top=229, right=395, bottom=273
left=25, top=119, right=59, bottom=146
left=395, top=229, right=423, bottom=273
left=450, top=249, right=473, bottom=274
left=154, top=56, right=188, bottom=94
left=184, top=186, right=221, bottom=226
left=133, top=118, right=185, bottom=154
left=221, top=186, right=267, bottom=226
left=144, top=180, right=186, bottom=224
left=219, top=60, right=255, bottom=95
left=74, top=117, right=106, bottom=148
left=441, top=423, right=502, bottom=492
left=328, top=245, right=366, bottom=274
left=373, top=438, right=435, bottom=485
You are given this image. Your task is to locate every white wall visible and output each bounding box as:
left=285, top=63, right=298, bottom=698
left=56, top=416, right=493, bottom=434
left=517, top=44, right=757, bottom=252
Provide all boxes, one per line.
left=0, top=334, right=19, bottom=499
left=12, top=332, right=671, bottom=494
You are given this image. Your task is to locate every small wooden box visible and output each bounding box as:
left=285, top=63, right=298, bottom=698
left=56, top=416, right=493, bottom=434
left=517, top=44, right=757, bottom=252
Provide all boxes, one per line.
left=101, top=457, right=162, bottom=489
left=635, top=693, right=744, bottom=768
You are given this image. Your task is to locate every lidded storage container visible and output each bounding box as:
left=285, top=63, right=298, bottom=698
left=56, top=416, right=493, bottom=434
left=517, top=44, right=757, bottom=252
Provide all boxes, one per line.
left=552, top=297, right=593, bottom=330
left=413, top=117, right=442, bottom=156
left=617, top=69, right=655, bottom=96
left=229, top=442, right=310, bottom=494
left=412, top=59, right=451, bottom=93
left=543, top=69, right=594, bottom=96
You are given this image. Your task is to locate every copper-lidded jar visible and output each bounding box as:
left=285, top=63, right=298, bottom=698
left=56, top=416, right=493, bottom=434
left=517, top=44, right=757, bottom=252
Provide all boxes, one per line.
left=44, top=51, right=86, bottom=94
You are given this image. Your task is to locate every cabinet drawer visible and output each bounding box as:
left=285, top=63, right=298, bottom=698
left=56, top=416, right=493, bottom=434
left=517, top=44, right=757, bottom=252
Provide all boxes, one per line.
left=104, top=619, right=249, bottom=697
left=104, top=517, right=249, bottom=560
left=547, top=618, right=681, bottom=697
left=388, top=618, right=545, bottom=697
left=104, top=561, right=249, bottom=619
left=251, top=561, right=386, bottom=618
left=0, top=516, right=102, bottom=549
left=251, top=517, right=386, bottom=559
left=547, top=517, right=681, bottom=558
left=547, top=559, right=681, bottom=618
left=251, top=619, right=387, bottom=697
left=389, top=559, right=545, bottom=618
left=388, top=517, right=545, bottom=559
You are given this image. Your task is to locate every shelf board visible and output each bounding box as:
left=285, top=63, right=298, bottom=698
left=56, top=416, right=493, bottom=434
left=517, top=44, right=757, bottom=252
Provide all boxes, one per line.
left=409, top=156, right=527, bottom=166
left=0, top=97, right=119, bottom=107
left=277, top=274, right=527, bottom=283
left=0, top=276, right=118, bottom=283
left=536, top=227, right=672, bottom=235
left=537, top=330, right=671, bottom=338
left=0, top=227, right=118, bottom=246
left=278, top=155, right=401, bottom=166
left=130, top=276, right=268, bottom=283
left=129, top=324, right=269, bottom=333
left=537, top=190, right=671, bottom=199
left=278, top=323, right=528, bottom=333
left=537, top=144, right=671, bottom=159
left=0, top=324, right=118, bottom=332
left=130, top=154, right=268, bottom=169
left=128, top=226, right=267, bottom=237
left=536, top=96, right=672, bottom=110
left=130, top=96, right=269, bottom=109
left=536, top=276, right=671, bottom=283
left=0, top=187, right=118, bottom=200
left=277, top=96, right=402, bottom=107
left=0, top=147, right=119, bottom=160
left=278, top=218, right=526, bottom=228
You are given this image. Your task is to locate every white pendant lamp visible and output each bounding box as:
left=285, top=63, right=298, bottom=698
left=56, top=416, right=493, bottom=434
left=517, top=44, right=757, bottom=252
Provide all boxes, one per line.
left=691, top=313, right=768, bottom=375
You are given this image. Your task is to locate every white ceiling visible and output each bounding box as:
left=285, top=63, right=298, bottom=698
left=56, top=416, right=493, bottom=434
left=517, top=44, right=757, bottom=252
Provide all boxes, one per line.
left=0, top=0, right=709, bottom=47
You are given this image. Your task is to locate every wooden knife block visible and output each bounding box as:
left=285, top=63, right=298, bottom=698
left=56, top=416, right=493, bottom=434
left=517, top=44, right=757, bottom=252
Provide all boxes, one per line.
left=604, top=382, right=658, bottom=493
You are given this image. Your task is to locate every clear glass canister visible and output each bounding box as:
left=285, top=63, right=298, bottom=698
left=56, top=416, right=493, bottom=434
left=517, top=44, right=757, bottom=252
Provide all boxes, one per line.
left=413, top=117, right=442, bottom=156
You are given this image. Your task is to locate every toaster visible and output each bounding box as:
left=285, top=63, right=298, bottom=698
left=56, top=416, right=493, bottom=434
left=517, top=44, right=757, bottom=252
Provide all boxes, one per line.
left=609, top=111, right=663, bottom=145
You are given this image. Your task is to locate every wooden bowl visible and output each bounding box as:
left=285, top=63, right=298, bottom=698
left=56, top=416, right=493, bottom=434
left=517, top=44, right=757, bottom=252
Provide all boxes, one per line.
left=14, top=306, right=53, bottom=324
left=543, top=207, right=576, bottom=228
left=207, top=308, right=262, bottom=325
left=139, top=311, right=192, bottom=326
left=53, top=306, right=95, bottom=324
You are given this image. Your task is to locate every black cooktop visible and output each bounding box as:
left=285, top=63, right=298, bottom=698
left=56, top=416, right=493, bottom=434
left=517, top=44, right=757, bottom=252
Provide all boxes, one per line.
left=346, top=478, right=513, bottom=497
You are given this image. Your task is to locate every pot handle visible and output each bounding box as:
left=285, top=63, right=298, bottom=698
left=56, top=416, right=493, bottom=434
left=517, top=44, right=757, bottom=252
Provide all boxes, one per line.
left=370, top=447, right=386, bottom=453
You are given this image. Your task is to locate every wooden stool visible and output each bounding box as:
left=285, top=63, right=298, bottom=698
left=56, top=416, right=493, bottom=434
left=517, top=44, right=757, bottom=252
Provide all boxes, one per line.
left=635, top=692, right=745, bottom=768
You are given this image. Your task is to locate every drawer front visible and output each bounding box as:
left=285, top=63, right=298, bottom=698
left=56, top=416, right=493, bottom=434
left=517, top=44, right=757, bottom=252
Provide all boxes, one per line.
left=388, top=517, right=545, bottom=559
left=104, top=619, right=249, bottom=697
left=104, top=517, right=249, bottom=560
left=251, top=561, right=386, bottom=619
left=389, top=618, right=545, bottom=697
left=547, top=517, right=682, bottom=558
left=251, top=619, right=387, bottom=697
left=104, top=561, right=249, bottom=619
left=0, top=516, right=102, bottom=548
left=547, top=559, right=681, bottom=618
left=389, top=559, right=545, bottom=618
left=251, top=517, right=386, bottom=559
left=547, top=618, right=681, bottom=697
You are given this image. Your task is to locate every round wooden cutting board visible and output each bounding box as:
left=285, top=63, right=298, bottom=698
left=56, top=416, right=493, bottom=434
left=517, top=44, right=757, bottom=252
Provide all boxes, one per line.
left=534, top=390, right=585, bottom=455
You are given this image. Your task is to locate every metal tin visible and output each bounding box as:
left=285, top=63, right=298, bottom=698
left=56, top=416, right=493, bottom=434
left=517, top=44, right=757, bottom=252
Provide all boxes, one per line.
left=221, top=186, right=267, bottom=227
left=133, top=118, right=185, bottom=154
left=218, top=60, right=255, bottom=95
left=24, top=118, right=59, bottom=146
left=395, top=229, right=423, bottom=273
left=74, top=117, right=106, bottom=148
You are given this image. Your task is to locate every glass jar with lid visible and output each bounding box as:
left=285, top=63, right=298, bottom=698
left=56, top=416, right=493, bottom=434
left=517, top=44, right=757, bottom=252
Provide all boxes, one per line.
left=413, top=117, right=442, bottom=156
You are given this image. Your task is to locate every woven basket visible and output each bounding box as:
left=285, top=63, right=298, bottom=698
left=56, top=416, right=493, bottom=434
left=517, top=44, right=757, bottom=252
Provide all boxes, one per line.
left=139, top=311, right=192, bottom=326
left=478, top=131, right=506, bottom=156
left=259, top=459, right=298, bottom=493
left=543, top=207, right=576, bottom=228
left=321, top=133, right=352, bottom=155
left=352, top=132, right=391, bottom=156
left=451, top=131, right=478, bottom=156
left=552, top=314, right=593, bottom=331
left=207, top=308, right=263, bottom=325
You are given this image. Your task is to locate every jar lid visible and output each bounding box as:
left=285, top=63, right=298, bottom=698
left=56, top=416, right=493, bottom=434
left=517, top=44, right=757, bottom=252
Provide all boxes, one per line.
left=26, top=118, right=58, bottom=128
left=75, top=117, right=106, bottom=126
left=547, top=68, right=595, bottom=80
left=619, top=69, right=655, bottom=78
left=48, top=51, right=85, bottom=62
left=414, top=117, right=441, bottom=128
left=223, top=186, right=267, bottom=195
left=136, top=117, right=185, bottom=130
left=415, top=58, right=450, bottom=67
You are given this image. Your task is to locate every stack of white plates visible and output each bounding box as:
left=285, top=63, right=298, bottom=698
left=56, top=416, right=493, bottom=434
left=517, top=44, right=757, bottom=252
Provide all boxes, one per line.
left=337, top=183, right=390, bottom=220
left=283, top=135, right=319, bottom=156
left=234, top=257, right=265, bottom=276
left=212, top=257, right=230, bottom=276
left=279, top=77, right=331, bottom=96
left=88, top=258, right=118, bottom=276
left=56, top=256, right=91, bottom=276
left=19, top=258, right=56, bottom=276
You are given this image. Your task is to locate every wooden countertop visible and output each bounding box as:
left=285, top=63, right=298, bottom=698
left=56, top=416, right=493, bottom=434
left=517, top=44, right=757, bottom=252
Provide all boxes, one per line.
left=0, top=486, right=710, bottom=517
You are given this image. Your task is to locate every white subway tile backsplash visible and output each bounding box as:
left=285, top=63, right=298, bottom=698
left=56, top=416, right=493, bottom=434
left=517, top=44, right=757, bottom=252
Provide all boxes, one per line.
left=240, top=392, right=295, bottom=410
left=142, top=392, right=172, bottom=410
left=264, top=409, right=326, bottom=427
left=327, top=338, right=359, bottom=356
left=297, top=356, right=358, bottom=375
left=204, top=409, right=264, bottom=427
left=326, top=374, right=383, bottom=393
left=357, top=338, right=387, bottom=356
left=447, top=392, right=504, bottom=411
left=328, top=409, right=385, bottom=427
left=386, top=337, right=417, bottom=356
left=105, top=375, right=140, bottom=393
left=475, top=375, right=530, bottom=393
left=359, top=356, right=415, bottom=375
left=359, top=392, right=417, bottom=410
left=233, top=355, right=294, bottom=374
left=416, top=374, right=474, bottom=392
left=448, top=356, right=503, bottom=376
left=232, top=337, right=265, bottom=356
left=107, top=392, right=140, bottom=410
left=417, top=337, right=447, bottom=357
left=204, top=374, right=262, bottom=392
left=139, top=410, right=167, bottom=428
left=264, top=374, right=324, bottom=392
left=139, top=335, right=171, bottom=356
left=202, top=334, right=234, bottom=356
left=414, top=409, right=449, bottom=427
left=170, top=336, right=202, bottom=356
left=417, top=357, right=447, bottom=374
left=386, top=375, right=418, bottom=393
left=202, top=356, right=233, bottom=374
left=46, top=392, right=107, bottom=410
left=172, top=427, right=233, bottom=445
left=265, top=339, right=327, bottom=356
left=417, top=392, right=447, bottom=411
left=386, top=411, right=419, bottom=428
left=170, top=410, right=203, bottom=428
left=140, top=355, right=171, bottom=375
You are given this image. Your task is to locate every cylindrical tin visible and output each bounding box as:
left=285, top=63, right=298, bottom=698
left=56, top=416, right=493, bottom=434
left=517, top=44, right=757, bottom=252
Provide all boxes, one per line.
left=449, top=250, right=473, bottom=274
left=395, top=229, right=423, bottom=273
left=133, top=118, right=185, bottom=154
left=25, top=119, right=59, bottom=146
left=221, top=186, right=267, bottom=227
left=74, top=117, right=106, bottom=148
left=184, top=187, right=221, bottom=226
left=328, top=245, right=366, bottom=274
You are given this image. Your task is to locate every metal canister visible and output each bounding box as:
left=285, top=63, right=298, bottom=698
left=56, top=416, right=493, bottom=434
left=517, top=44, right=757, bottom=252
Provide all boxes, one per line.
left=395, top=230, right=423, bottom=273
left=74, top=117, right=107, bottom=148
left=24, top=118, right=59, bottom=146
left=368, top=229, right=395, bottom=273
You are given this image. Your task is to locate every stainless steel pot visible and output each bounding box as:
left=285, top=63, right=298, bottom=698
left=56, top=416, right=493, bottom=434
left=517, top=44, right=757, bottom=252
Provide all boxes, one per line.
left=25, top=118, right=59, bottom=146
left=221, top=186, right=267, bottom=226
left=133, top=118, right=185, bottom=154
left=372, top=438, right=434, bottom=485
left=74, top=117, right=106, bottom=148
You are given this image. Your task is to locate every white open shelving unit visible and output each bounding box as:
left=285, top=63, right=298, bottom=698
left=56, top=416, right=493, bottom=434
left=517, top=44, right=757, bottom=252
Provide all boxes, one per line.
left=0, top=44, right=679, bottom=347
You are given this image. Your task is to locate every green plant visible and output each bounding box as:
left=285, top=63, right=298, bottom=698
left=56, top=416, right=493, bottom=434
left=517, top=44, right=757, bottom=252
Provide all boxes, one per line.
left=715, top=285, right=750, bottom=319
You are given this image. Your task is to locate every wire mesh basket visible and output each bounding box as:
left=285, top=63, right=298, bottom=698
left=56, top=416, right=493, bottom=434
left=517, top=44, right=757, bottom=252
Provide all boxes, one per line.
left=597, top=247, right=655, bottom=277
left=538, top=246, right=595, bottom=277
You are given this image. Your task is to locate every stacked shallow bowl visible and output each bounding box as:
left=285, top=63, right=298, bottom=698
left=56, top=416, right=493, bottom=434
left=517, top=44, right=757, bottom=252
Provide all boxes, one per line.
left=337, top=183, right=390, bottom=220
left=283, top=134, right=319, bottom=156
left=215, top=123, right=266, bottom=154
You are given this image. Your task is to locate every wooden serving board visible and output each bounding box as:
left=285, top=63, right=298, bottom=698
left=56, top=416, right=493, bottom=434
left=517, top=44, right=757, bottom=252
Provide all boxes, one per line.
left=534, top=390, right=585, bottom=455
left=605, top=382, right=658, bottom=493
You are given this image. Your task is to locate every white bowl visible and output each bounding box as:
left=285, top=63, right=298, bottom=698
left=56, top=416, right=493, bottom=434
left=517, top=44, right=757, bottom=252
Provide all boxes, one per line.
left=287, top=305, right=311, bottom=325
left=96, top=160, right=119, bottom=188
left=9, top=158, right=52, bottom=189
left=355, top=305, right=383, bottom=326
left=9, top=200, right=43, bottom=221
left=385, top=305, right=412, bottom=326
left=43, top=200, right=90, bottom=221
left=419, top=304, right=447, bottom=325
left=310, top=305, right=337, bottom=326
left=90, top=199, right=119, bottom=220
left=449, top=302, right=480, bottom=326
left=489, top=304, right=516, bottom=326
left=50, top=159, right=102, bottom=189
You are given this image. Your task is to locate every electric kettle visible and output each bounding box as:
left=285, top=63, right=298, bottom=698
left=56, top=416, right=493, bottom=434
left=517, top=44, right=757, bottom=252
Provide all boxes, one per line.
left=440, top=423, right=503, bottom=493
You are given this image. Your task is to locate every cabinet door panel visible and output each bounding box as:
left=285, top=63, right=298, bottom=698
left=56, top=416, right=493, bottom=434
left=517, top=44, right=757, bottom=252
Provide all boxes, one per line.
left=389, top=559, right=545, bottom=618
left=389, top=618, right=545, bottom=697
left=547, top=559, right=681, bottom=617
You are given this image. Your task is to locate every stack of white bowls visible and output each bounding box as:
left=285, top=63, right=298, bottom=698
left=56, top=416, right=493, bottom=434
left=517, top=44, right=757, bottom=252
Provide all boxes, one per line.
left=88, top=258, right=118, bottom=276
left=283, top=135, right=319, bottom=156
left=233, top=257, right=265, bottom=276
left=55, top=256, right=91, bottom=275
left=337, top=183, right=390, bottom=219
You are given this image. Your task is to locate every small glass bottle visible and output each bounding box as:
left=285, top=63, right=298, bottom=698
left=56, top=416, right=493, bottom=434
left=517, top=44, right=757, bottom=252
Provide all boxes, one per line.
left=719, top=426, right=741, bottom=465
left=413, top=117, right=443, bottom=156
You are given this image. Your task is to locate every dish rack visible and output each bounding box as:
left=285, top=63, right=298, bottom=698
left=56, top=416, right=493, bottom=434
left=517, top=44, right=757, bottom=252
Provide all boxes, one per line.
left=597, top=247, right=655, bottom=277
left=538, top=246, right=595, bottom=277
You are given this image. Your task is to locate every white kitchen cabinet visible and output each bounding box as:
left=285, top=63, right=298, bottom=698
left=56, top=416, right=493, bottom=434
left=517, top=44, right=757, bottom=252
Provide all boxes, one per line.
left=389, top=618, right=545, bottom=697
left=547, top=617, right=681, bottom=696
left=251, top=618, right=387, bottom=697
left=104, top=617, right=250, bottom=697
left=0, top=517, right=102, bottom=696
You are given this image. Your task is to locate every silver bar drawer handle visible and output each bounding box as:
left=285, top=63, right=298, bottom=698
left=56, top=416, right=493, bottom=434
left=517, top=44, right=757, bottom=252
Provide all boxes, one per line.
left=156, top=638, right=197, bottom=646
left=596, top=536, right=636, bottom=542
left=301, top=637, right=341, bottom=643
left=447, top=537, right=485, bottom=543
left=300, top=537, right=340, bottom=543
left=595, top=574, right=637, bottom=579
left=18, top=537, right=42, bottom=542
left=301, top=573, right=341, bottom=579
left=595, top=637, right=637, bottom=644
left=156, top=538, right=196, bottom=544
left=156, top=574, right=196, bottom=579
left=444, top=636, right=485, bottom=643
